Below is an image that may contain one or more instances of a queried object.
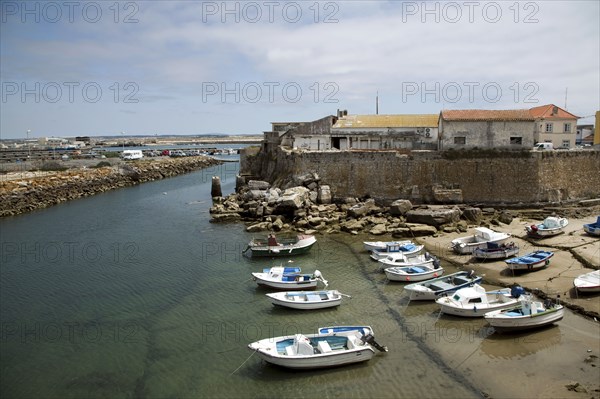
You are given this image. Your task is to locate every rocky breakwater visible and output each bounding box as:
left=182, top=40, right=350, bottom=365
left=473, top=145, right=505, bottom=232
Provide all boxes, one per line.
left=210, top=173, right=504, bottom=236
left=0, top=157, right=222, bottom=217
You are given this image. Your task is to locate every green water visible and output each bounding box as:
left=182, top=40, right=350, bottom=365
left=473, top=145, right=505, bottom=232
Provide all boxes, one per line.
left=1, top=163, right=481, bottom=398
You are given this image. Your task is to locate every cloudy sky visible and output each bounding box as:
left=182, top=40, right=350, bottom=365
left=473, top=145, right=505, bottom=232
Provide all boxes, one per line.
left=1, top=1, right=598, bottom=138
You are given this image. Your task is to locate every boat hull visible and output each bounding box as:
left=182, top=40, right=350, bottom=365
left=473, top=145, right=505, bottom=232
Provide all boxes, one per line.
left=404, top=272, right=482, bottom=301
left=473, top=247, right=519, bottom=260
left=266, top=292, right=342, bottom=309
left=583, top=225, right=600, bottom=237
left=505, top=251, right=553, bottom=271
left=438, top=300, right=518, bottom=317
left=254, top=277, right=318, bottom=290
left=252, top=347, right=375, bottom=369
left=485, top=307, right=564, bottom=331
left=451, top=235, right=511, bottom=254
left=245, top=236, right=317, bottom=258
left=384, top=267, right=444, bottom=282
left=526, top=228, right=565, bottom=238
left=574, top=270, right=600, bottom=293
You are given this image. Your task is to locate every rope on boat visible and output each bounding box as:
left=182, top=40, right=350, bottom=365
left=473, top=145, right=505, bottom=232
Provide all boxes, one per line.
left=230, top=349, right=257, bottom=376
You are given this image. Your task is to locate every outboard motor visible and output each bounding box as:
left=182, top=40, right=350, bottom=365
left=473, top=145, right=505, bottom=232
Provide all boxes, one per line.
left=433, top=258, right=441, bottom=269
left=360, top=334, right=388, bottom=352
left=510, top=285, right=525, bottom=298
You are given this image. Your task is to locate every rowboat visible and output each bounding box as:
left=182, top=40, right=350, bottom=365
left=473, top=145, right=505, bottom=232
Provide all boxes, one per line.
left=364, top=240, right=417, bottom=252
left=583, top=216, right=600, bottom=237
left=243, top=234, right=316, bottom=258
left=505, top=250, right=553, bottom=272
left=384, top=263, right=444, bottom=282
left=377, top=252, right=440, bottom=269
left=252, top=267, right=327, bottom=290
left=404, top=271, right=482, bottom=301
left=484, top=295, right=564, bottom=332
left=451, top=227, right=511, bottom=254
left=436, top=284, right=523, bottom=317
left=526, top=217, right=569, bottom=238
left=369, top=242, right=424, bottom=260
left=573, top=269, right=600, bottom=293
left=473, top=242, right=519, bottom=261
left=247, top=326, right=388, bottom=369
left=265, top=290, right=347, bottom=310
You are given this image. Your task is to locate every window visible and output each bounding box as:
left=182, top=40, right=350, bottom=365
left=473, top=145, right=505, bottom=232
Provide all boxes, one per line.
left=564, top=123, right=571, bottom=133
left=562, top=140, right=570, bottom=148
left=545, top=123, right=553, bottom=133
left=510, top=137, right=523, bottom=145
left=454, top=137, right=466, bottom=145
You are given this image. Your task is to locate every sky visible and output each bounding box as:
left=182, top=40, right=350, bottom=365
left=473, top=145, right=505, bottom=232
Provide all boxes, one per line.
left=1, top=0, right=599, bottom=138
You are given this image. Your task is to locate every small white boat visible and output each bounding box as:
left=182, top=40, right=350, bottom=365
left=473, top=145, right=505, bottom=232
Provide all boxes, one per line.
left=364, top=240, right=413, bottom=253
left=436, top=284, right=524, bottom=317
left=526, top=216, right=569, bottom=238
left=252, top=266, right=327, bottom=290
left=384, top=263, right=444, bottom=282
left=369, top=242, right=424, bottom=260
left=266, top=290, right=346, bottom=310
left=247, top=326, right=388, bottom=369
left=404, top=271, right=482, bottom=301
left=574, top=269, right=600, bottom=293
left=473, top=242, right=519, bottom=260
left=484, top=295, right=564, bottom=332
left=378, top=252, right=440, bottom=270
left=505, top=250, right=553, bottom=272
left=583, top=216, right=600, bottom=237
left=451, top=227, right=511, bottom=254
left=243, top=234, right=317, bottom=258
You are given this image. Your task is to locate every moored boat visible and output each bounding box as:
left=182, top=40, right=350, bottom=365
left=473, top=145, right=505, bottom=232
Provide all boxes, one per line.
left=436, top=284, right=524, bottom=317
left=451, top=227, right=511, bottom=254
left=369, top=242, right=424, bottom=260
left=525, top=216, right=569, bottom=238
left=247, top=326, right=388, bottom=369
left=384, top=263, right=444, bottom=282
left=364, top=240, right=412, bottom=253
left=505, top=250, right=553, bottom=272
left=243, top=234, right=316, bottom=258
left=574, top=269, right=600, bottom=293
left=404, top=271, right=482, bottom=301
left=583, top=216, right=600, bottom=237
left=252, top=266, right=327, bottom=290
left=484, top=295, right=564, bottom=332
left=266, top=290, right=346, bottom=309
left=378, top=252, right=440, bottom=270
left=473, top=242, right=519, bottom=261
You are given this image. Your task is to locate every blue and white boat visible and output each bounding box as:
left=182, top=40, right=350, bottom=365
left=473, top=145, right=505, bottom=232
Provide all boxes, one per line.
left=252, top=266, right=327, bottom=290
left=384, top=263, right=444, bottom=282
left=505, top=250, right=553, bottom=272
left=583, top=216, right=600, bottom=237
left=484, top=295, right=564, bottom=331
left=265, top=290, right=347, bottom=309
left=526, top=216, right=569, bottom=238
left=247, top=326, right=388, bottom=369
left=404, top=271, right=482, bottom=301
left=369, top=241, right=424, bottom=260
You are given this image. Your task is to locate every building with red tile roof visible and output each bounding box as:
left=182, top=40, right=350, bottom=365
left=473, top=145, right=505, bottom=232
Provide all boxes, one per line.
left=529, top=104, right=578, bottom=149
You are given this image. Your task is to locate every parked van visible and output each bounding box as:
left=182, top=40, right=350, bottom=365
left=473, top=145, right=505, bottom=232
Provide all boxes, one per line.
left=533, top=143, right=554, bottom=151
left=121, top=150, right=143, bottom=160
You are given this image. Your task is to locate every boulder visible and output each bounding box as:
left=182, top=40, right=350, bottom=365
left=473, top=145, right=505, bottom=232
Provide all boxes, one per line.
left=244, top=190, right=266, bottom=201
left=317, top=185, right=332, bottom=204
left=498, top=210, right=514, bottom=225
left=247, top=180, right=270, bottom=190
left=340, top=219, right=365, bottom=233
left=347, top=199, right=377, bottom=218
left=369, top=224, right=387, bottom=235
left=246, top=222, right=271, bottom=232
left=406, top=208, right=460, bottom=227
left=391, top=223, right=437, bottom=237
left=433, top=188, right=463, bottom=204
left=463, top=207, right=482, bottom=223
left=389, top=199, right=412, bottom=216
left=276, top=187, right=310, bottom=211
left=272, top=218, right=284, bottom=231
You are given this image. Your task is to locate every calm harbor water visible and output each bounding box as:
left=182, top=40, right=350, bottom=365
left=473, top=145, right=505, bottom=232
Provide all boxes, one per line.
left=1, top=160, right=598, bottom=399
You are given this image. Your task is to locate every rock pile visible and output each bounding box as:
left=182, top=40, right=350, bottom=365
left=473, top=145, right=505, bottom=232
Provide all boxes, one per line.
left=0, top=157, right=222, bottom=217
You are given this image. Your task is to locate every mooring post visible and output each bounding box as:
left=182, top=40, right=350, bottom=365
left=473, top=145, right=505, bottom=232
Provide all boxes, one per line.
left=211, top=176, right=222, bottom=198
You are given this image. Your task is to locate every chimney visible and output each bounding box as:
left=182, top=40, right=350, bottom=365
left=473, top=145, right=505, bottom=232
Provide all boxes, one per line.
left=552, top=106, right=558, bottom=115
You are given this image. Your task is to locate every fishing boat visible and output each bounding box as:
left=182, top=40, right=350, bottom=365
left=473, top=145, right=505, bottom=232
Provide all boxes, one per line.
left=473, top=242, right=519, bottom=261
left=378, top=252, right=440, bottom=270
left=525, top=216, right=569, bottom=238
left=242, top=234, right=316, bottom=258
left=247, top=326, right=388, bottom=369
left=505, top=250, right=553, bottom=272
left=573, top=269, right=600, bottom=293
left=252, top=266, right=327, bottom=290
left=369, top=241, right=424, bottom=260
left=484, top=295, right=564, bottom=331
left=384, top=263, right=444, bottom=282
left=583, top=216, right=600, bottom=237
left=364, top=240, right=415, bottom=252
left=265, top=290, right=347, bottom=310
left=436, top=284, right=524, bottom=317
left=450, top=227, right=511, bottom=254
left=404, top=271, right=482, bottom=301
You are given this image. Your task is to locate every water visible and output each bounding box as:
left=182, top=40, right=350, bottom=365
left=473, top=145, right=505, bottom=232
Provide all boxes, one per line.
left=1, top=161, right=597, bottom=398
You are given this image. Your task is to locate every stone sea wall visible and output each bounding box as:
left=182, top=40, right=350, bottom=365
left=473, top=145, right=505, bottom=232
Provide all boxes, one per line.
left=241, top=148, right=600, bottom=204
left=0, top=157, right=222, bottom=217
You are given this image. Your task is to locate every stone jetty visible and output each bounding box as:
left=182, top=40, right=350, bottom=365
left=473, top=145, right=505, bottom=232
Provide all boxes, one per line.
left=0, top=156, right=222, bottom=217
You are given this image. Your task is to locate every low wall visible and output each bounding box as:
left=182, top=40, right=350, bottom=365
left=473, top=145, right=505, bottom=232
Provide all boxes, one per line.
left=241, top=148, right=600, bottom=204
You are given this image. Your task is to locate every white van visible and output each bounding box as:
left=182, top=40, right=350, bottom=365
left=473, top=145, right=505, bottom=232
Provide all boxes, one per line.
left=533, top=143, right=554, bottom=151
left=121, top=150, right=143, bottom=160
